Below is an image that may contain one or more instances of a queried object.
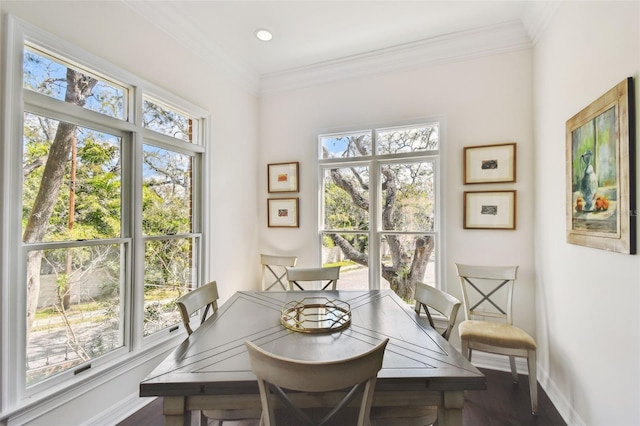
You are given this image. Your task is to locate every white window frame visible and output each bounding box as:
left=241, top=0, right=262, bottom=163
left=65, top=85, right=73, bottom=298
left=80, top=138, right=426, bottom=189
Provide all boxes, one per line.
left=317, top=119, right=444, bottom=292
left=0, top=15, right=209, bottom=415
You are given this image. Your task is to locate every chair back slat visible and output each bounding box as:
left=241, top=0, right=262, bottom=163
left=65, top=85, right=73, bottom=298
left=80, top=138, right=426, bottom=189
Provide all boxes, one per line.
left=261, top=254, right=298, bottom=291
left=286, top=266, right=340, bottom=291
left=413, top=282, right=461, bottom=340
left=245, top=338, right=388, bottom=426
left=455, top=263, right=518, bottom=324
left=175, top=281, right=219, bottom=335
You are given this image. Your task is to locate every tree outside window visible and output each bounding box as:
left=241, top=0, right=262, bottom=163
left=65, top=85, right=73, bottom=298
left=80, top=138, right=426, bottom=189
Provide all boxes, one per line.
left=319, top=124, right=439, bottom=301
left=19, top=45, right=203, bottom=387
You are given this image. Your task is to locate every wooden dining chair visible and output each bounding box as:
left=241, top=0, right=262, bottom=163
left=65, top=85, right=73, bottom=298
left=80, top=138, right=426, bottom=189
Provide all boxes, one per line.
left=245, top=338, right=389, bottom=426
left=261, top=254, right=298, bottom=291
left=285, top=266, right=340, bottom=291
left=175, top=280, right=220, bottom=335
left=414, top=282, right=462, bottom=341
left=176, top=281, right=261, bottom=425
left=455, top=263, right=538, bottom=415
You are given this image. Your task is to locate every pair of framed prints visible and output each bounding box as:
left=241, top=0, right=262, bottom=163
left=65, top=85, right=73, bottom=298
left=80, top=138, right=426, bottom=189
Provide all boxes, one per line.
left=463, top=143, right=517, bottom=230
left=267, top=162, right=299, bottom=228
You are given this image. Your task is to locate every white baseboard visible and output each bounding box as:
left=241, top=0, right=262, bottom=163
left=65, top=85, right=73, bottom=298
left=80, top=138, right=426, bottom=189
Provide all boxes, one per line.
left=536, top=362, right=585, bottom=426
left=470, top=352, right=584, bottom=425
left=83, top=392, right=157, bottom=426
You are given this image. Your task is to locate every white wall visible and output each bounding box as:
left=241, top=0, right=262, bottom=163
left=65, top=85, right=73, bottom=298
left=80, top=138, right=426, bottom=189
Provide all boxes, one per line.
left=0, top=1, right=260, bottom=424
left=533, top=2, right=640, bottom=425
left=259, top=48, right=535, bottom=341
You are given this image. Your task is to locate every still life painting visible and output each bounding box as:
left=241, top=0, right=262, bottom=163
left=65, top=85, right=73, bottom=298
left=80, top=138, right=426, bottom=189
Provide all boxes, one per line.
left=566, top=77, right=635, bottom=254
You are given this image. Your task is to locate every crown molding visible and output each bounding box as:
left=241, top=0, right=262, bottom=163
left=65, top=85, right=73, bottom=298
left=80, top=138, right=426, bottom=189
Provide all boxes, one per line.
left=259, top=20, right=532, bottom=95
left=123, top=2, right=536, bottom=97
left=522, top=1, right=560, bottom=45
left=122, top=1, right=261, bottom=95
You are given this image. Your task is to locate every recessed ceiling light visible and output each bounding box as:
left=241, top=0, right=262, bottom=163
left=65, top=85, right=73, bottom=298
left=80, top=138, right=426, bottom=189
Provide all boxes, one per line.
left=255, top=29, right=273, bottom=42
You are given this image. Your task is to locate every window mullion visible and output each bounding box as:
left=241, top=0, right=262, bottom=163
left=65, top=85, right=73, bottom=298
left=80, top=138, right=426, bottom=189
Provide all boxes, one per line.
left=131, top=129, right=145, bottom=349
left=23, top=91, right=137, bottom=134
left=369, top=159, right=381, bottom=290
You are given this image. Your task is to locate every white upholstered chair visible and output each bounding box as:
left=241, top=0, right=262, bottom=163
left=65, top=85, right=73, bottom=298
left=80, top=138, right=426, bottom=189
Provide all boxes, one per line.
left=261, top=254, right=298, bottom=291
left=245, top=338, right=389, bottom=426
left=413, top=282, right=462, bottom=341
left=455, top=263, right=538, bottom=414
left=285, top=266, right=340, bottom=291
left=176, top=282, right=261, bottom=425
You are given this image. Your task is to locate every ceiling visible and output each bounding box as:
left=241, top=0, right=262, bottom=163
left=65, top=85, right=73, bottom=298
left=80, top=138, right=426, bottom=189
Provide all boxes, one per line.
left=124, top=1, right=553, bottom=93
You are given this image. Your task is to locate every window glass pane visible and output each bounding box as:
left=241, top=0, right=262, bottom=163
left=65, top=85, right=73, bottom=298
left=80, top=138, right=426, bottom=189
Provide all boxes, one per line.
left=26, top=244, right=124, bottom=386
left=143, top=238, right=195, bottom=336
left=320, top=132, right=372, bottom=159
left=143, top=98, right=192, bottom=142
left=376, top=124, right=438, bottom=154
left=381, top=235, right=436, bottom=302
left=142, top=145, right=193, bottom=235
left=22, top=113, right=122, bottom=243
left=23, top=46, right=125, bottom=120
left=381, top=161, right=435, bottom=232
left=322, top=166, right=369, bottom=230
left=322, top=233, right=370, bottom=290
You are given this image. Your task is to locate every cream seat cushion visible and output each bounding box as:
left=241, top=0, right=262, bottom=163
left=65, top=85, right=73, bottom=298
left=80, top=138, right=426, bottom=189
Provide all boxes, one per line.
left=459, top=320, right=536, bottom=350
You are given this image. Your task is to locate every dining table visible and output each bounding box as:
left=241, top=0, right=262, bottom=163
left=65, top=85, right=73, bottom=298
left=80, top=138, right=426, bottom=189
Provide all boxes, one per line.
left=139, top=289, right=486, bottom=425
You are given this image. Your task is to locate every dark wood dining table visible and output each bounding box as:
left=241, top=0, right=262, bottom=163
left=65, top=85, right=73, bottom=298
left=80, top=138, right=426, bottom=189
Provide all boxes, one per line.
left=139, top=290, right=486, bottom=425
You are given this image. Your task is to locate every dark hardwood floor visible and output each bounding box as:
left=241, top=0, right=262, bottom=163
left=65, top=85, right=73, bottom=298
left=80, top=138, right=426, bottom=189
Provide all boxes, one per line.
left=118, top=368, right=566, bottom=426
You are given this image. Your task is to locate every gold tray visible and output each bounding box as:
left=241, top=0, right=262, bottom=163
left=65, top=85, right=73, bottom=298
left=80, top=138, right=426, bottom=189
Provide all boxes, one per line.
left=280, top=297, right=351, bottom=333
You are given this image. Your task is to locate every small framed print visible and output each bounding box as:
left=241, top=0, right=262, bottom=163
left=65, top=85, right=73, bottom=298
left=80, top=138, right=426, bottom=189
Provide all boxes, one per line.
left=268, top=162, right=299, bottom=193
left=464, top=143, right=516, bottom=184
left=268, top=198, right=299, bottom=228
left=464, top=190, right=516, bottom=230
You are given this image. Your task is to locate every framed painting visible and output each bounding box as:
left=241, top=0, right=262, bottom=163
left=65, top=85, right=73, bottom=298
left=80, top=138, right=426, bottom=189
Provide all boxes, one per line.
left=464, top=190, right=516, bottom=230
left=268, top=162, right=299, bottom=193
left=464, top=143, right=516, bottom=184
left=566, top=77, right=636, bottom=254
left=268, top=198, right=299, bottom=228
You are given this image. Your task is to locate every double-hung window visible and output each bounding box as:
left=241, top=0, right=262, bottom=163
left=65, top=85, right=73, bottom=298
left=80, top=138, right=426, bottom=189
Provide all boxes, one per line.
left=318, top=122, right=441, bottom=301
left=2, top=19, right=207, bottom=408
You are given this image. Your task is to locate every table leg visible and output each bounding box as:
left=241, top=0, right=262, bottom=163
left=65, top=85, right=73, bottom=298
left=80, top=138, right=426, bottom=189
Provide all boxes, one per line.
left=436, top=391, right=464, bottom=426
left=163, top=396, right=192, bottom=426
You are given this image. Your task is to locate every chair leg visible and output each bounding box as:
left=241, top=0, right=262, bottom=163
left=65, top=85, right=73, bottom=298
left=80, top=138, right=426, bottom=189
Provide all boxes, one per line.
left=527, top=349, right=538, bottom=415
left=509, top=356, right=518, bottom=383
left=461, top=338, right=470, bottom=361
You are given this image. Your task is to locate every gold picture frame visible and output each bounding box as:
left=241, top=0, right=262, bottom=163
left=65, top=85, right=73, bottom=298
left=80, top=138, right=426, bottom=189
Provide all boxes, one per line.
left=464, top=190, right=516, bottom=230
left=566, top=77, right=636, bottom=254
left=464, top=143, right=516, bottom=184
left=268, top=198, right=299, bottom=228
left=268, top=161, right=299, bottom=193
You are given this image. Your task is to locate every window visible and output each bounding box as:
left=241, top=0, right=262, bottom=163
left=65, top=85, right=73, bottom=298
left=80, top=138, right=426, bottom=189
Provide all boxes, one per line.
left=3, top=24, right=207, bottom=407
left=141, top=145, right=198, bottom=337
left=319, top=123, right=440, bottom=302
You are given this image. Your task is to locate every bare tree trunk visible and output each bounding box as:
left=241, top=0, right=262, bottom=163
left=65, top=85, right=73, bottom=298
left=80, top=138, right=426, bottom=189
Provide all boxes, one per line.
left=328, top=159, right=436, bottom=300
left=23, top=69, right=97, bottom=337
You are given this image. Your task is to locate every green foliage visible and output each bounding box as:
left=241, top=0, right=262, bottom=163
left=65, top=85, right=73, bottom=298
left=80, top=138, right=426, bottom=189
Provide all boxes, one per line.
left=324, top=181, right=368, bottom=230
